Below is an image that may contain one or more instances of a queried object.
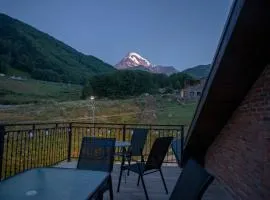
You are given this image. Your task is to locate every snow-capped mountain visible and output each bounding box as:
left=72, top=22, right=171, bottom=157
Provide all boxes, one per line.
left=115, top=52, right=152, bottom=69
left=115, top=52, right=178, bottom=75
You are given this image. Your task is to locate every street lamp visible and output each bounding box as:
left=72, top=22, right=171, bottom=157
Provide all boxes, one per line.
left=89, top=96, right=95, bottom=124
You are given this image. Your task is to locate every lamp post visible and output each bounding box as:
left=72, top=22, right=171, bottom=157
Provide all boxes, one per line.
left=89, top=96, right=95, bottom=124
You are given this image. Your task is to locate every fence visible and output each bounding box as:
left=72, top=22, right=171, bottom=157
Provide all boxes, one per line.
left=0, top=122, right=185, bottom=181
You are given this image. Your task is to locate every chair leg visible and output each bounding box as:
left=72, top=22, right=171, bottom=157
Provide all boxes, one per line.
left=159, top=169, right=168, bottom=194
left=127, top=157, right=131, bottom=176
left=140, top=175, right=149, bottom=200
left=109, top=175, right=114, bottom=200
left=117, top=165, right=124, bottom=192
left=137, top=175, right=140, bottom=186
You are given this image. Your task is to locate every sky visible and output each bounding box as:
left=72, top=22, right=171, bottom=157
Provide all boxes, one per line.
left=0, top=0, right=233, bottom=70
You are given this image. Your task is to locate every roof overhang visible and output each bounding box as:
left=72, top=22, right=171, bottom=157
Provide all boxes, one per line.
left=183, top=0, right=270, bottom=165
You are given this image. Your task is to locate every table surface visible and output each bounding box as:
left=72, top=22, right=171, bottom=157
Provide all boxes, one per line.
left=0, top=168, right=109, bottom=200
left=115, top=141, right=131, bottom=147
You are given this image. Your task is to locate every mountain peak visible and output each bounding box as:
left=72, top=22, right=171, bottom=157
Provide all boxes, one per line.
left=116, top=52, right=152, bottom=69
left=115, top=52, right=179, bottom=75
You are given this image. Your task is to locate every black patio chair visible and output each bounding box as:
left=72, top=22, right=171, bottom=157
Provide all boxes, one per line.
left=77, top=137, right=116, bottom=200
left=169, top=159, right=215, bottom=200
left=116, top=128, right=148, bottom=175
left=171, top=138, right=183, bottom=167
left=117, top=136, right=173, bottom=200
left=126, top=128, right=148, bottom=170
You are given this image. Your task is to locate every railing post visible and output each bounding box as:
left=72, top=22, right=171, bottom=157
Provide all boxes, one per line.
left=0, top=125, right=5, bottom=181
left=180, top=125, right=184, bottom=167
left=67, top=123, right=72, bottom=162
left=32, top=124, right=35, bottom=133
left=122, top=124, right=126, bottom=141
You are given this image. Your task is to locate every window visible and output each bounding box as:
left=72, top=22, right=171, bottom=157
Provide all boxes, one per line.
left=190, top=91, right=194, bottom=97
left=197, top=92, right=201, bottom=96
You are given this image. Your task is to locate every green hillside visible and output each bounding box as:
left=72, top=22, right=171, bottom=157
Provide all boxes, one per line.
left=0, top=13, right=115, bottom=84
left=182, top=64, right=211, bottom=79
left=0, top=75, right=82, bottom=104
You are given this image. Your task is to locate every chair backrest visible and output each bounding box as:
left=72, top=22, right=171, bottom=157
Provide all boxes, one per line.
left=145, top=137, right=173, bottom=171
left=169, top=159, right=214, bottom=200
left=129, top=128, right=148, bottom=156
left=77, top=137, right=116, bottom=172
left=171, top=138, right=183, bottom=167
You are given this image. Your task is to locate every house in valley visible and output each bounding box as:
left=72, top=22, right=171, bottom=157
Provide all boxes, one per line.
left=180, top=78, right=206, bottom=100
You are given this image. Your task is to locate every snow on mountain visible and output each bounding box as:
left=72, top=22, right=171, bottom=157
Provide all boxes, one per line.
left=115, top=52, right=152, bottom=69
left=115, top=52, right=178, bottom=75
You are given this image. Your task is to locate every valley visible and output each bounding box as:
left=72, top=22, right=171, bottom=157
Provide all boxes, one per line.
left=0, top=13, right=207, bottom=126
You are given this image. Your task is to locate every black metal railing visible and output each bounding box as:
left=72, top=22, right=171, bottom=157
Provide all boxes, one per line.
left=0, top=122, right=186, bottom=181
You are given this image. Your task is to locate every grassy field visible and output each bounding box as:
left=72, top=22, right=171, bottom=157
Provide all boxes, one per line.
left=0, top=96, right=197, bottom=125
left=0, top=76, right=197, bottom=125
left=0, top=76, right=82, bottom=104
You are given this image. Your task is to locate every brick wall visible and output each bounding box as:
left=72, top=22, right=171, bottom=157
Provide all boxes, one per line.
left=205, top=65, right=270, bottom=199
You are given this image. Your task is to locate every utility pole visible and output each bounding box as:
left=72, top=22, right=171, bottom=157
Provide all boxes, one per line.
left=89, top=96, right=95, bottom=124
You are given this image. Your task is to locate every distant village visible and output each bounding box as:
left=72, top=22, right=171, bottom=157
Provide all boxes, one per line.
left=180, top=78, right=206, bottom=101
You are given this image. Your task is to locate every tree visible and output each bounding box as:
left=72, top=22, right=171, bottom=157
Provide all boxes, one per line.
left=0, top=62, right=7, bottom=73
left=175, top=80, right=181, bottom=89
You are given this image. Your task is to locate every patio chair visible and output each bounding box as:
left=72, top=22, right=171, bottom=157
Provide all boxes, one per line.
left=77, top=137, right=116, bottom=200
left=116, top=128, right=148, bottom=175
left=171, top=138, right=183, bottom=167
left=127, top=128, right=148, bottom=169
left=117, top=136, right=173, bottom=200
left=169, top=159, right=214, bottom=200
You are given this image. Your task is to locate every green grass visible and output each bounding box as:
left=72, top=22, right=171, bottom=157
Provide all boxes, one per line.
left=6, top=67, right=31, bottom=78
left=0, top=96, right=197, bottom=125
left=0, top=76, right=82, bottom=104
left=156, top=102, right=197, bottom=125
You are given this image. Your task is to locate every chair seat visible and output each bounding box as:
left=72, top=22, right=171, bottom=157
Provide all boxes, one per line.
left=114, top=151, right=131, bottom=157
left=123, top=162, right=145, bottom=173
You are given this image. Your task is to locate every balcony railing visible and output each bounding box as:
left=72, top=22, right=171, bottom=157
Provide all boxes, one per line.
left=0, top=122, right=185, bottom=181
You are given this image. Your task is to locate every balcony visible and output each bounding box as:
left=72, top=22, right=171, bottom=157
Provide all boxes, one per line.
left=0, top=122, right=232, bottom=199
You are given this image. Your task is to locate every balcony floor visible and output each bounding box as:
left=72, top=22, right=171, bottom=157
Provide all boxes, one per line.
left=55, top=160, right=233, bottom=200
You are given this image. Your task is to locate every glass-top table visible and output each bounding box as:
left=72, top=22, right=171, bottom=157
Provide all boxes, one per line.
left=115, top=141, right=131, bottom=148
left=0, top=168, right=109, bottom=200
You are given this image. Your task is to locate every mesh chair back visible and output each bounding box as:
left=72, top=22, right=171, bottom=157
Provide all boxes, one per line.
left=77, top=137, right=116, bottom=172
left=171, top=139, right=182, bottom=167
left=128, top=128, right=148, bottom=156
left=145, top=137, right=173, bottom=171
left=169, top=159, right=214, bottom=200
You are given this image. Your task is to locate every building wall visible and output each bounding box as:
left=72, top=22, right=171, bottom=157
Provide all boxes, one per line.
left=180, top=78, right=205, bottom=100
left=205, top=65, right=270, bottom=199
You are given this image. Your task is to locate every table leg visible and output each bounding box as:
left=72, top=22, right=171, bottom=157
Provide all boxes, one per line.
left=117, top=147, right=126, bottom=192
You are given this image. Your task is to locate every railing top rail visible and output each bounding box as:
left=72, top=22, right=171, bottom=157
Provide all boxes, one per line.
left=1, top=121, right=186, bottom=127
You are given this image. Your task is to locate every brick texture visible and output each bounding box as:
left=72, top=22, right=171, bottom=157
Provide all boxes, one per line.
left=205, top=65, right=270, bottom=200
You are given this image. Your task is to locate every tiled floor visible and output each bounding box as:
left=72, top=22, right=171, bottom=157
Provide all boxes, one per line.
left=55, top=160, right=233, bottom=200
